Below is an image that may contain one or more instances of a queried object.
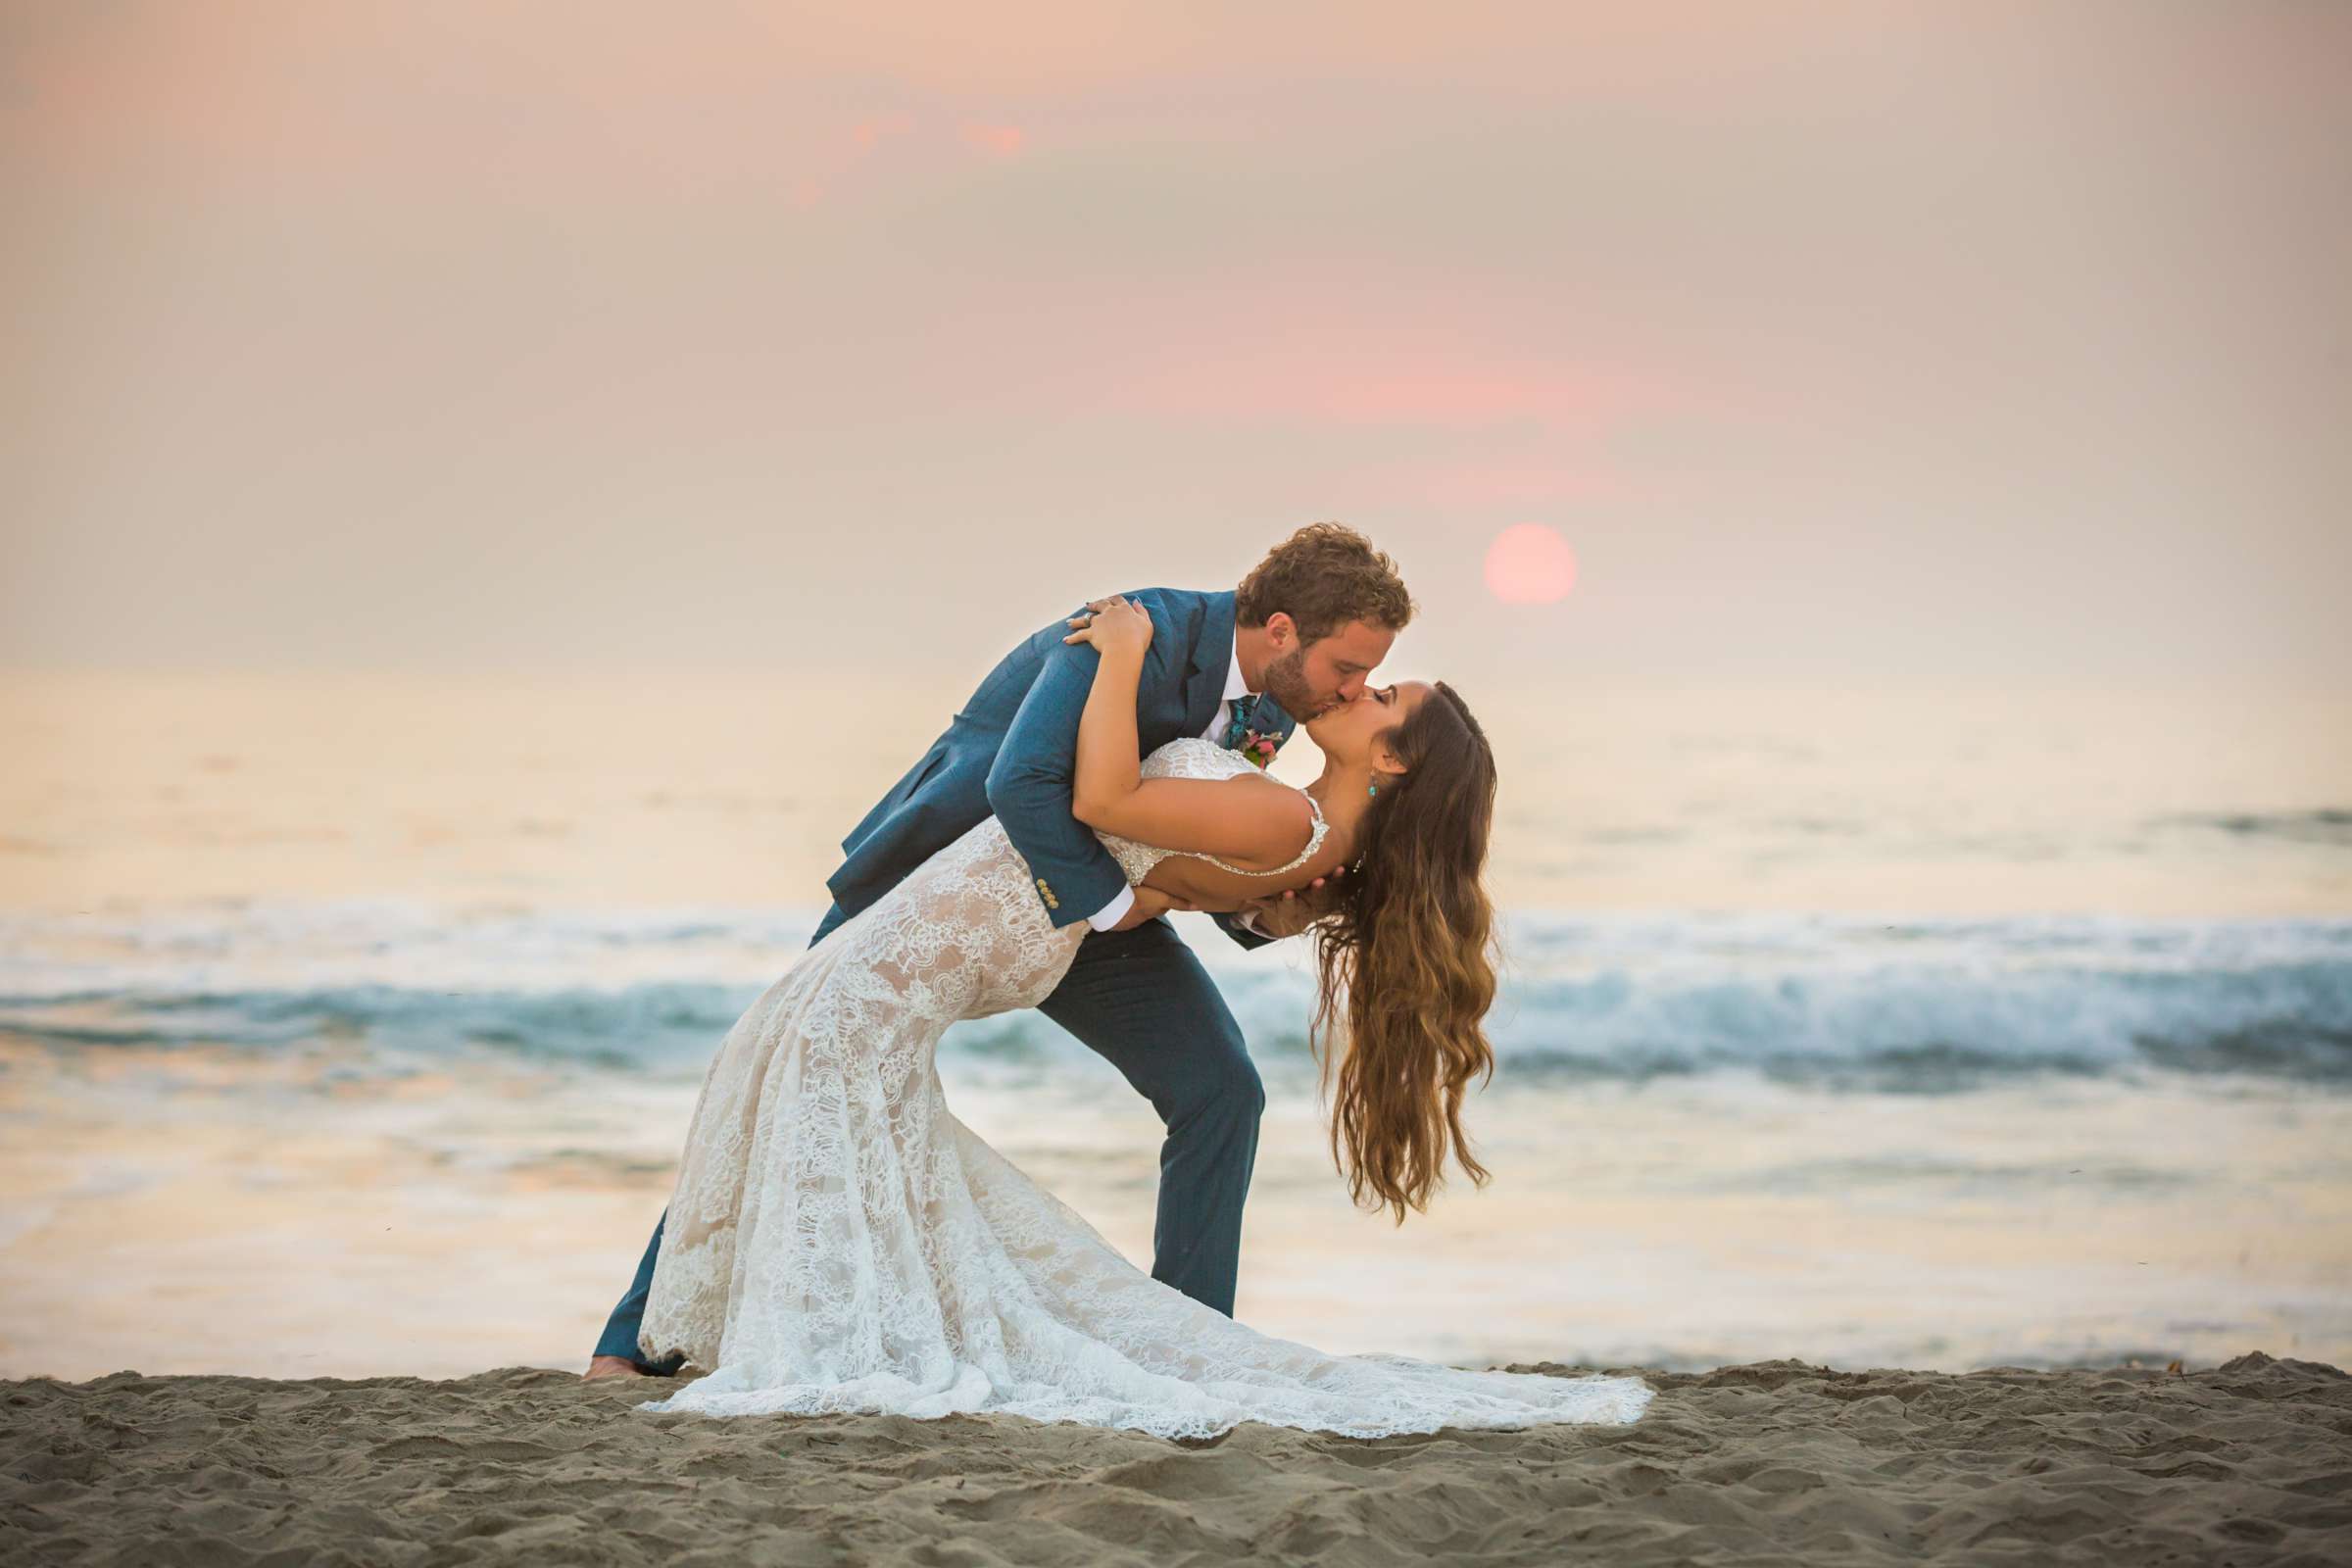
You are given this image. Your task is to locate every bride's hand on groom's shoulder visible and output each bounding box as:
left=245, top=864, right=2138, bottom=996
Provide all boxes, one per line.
left=1239, top=867, right=1346, bottom=939
left=1062, top=595, right=1152, bottom=660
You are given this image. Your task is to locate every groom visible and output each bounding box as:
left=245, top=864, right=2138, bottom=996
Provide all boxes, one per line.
left=584, top=522, right=1415, bottom=1379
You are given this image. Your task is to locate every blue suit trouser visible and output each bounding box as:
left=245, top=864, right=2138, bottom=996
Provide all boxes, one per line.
left=591, top=904, right=1264, bottom=1371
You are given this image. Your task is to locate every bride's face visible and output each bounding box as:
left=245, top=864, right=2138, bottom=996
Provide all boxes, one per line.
left=1302, top=680, right=1433, bottom=768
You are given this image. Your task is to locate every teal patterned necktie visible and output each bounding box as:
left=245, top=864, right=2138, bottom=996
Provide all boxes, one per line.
left=1220, top=695, right=1256, bottom=750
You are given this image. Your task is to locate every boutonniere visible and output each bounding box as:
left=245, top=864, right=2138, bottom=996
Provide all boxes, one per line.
left=1237, top=730, right=1280, bottom=769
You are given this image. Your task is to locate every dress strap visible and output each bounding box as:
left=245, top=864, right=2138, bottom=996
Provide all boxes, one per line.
left=1196, top=788, right=1327, bottom=878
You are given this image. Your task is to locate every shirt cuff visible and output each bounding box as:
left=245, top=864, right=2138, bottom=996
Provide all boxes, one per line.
left=1086, top=885, right=1137, bottom=932
left=1236, top=908, right=1267, bottom=937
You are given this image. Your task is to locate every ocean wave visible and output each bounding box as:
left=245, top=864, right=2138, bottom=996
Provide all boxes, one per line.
left=2, top=903, right=2348, bottom=1094
left=2154, top=808, right=2352, bottom=847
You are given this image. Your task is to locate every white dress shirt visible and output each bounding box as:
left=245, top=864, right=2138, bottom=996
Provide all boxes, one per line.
left=1085, top=631, right=1257, bottom=932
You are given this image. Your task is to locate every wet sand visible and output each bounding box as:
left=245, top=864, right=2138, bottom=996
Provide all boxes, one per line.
left=6, top=1035, right=2347, bottom=1383
left=4, top=1353, right=2346, bottom=1565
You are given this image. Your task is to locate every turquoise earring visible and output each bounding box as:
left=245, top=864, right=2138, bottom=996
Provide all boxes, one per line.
left=1367, top=781, right=1380, bottom=798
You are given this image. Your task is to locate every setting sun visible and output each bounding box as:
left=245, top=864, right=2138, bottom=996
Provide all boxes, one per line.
left=1483, top=523, right=1578, bottom=604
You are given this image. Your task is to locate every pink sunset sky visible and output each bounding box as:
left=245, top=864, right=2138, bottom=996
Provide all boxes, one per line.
left=2, top=1, right=2344, bottom=695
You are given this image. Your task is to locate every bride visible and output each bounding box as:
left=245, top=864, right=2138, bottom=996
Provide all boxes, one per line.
left=633, top=596, right=1654, bottom=1438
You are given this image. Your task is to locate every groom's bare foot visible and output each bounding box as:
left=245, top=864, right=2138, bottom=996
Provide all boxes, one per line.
left=582, top=1355, right=649, bottom=1382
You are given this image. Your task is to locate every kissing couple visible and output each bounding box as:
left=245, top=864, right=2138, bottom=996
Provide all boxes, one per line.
left=583, top=523, right=1654, bottom=1439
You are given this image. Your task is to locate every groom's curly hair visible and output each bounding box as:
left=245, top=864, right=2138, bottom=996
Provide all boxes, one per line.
left=1309, top=681, right=1499, bottom=1223
left=1235, top=522, right=1415, bottom=644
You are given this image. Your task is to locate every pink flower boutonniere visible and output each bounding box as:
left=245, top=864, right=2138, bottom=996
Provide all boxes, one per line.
left=1238, top=730, right=1280, bottom=769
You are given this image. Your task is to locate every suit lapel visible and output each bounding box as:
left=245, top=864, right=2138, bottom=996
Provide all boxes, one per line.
left=1181, top=590, right=1237, bottom=740
left=1180, top=591, right=1307, bottom=749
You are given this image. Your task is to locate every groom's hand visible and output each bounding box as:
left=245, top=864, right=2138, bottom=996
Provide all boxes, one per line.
left=1237, top=867, right=1346, bottom=940
left=1109, top=885, right=1200, bottom=931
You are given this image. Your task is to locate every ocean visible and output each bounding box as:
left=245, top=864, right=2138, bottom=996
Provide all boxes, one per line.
left=2, top=670, right=2346, bottom=1380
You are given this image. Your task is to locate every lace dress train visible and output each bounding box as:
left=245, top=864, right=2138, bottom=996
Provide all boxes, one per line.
left=634, top=739, right=1654, bottom=1438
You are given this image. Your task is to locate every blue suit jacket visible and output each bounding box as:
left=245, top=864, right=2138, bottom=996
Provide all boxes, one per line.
left=824, top=587, right=1297, bottom=951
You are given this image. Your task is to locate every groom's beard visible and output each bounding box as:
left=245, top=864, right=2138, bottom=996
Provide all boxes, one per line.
left=1260, top=647, right=1334, bottom=721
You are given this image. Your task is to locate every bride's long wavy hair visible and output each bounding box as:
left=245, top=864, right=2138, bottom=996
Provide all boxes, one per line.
left=1308, top=681, right=1499, bottom=1223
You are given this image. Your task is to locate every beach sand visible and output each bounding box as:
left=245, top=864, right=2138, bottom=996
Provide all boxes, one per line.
left=3, top=1353, right=2345, bottom=1565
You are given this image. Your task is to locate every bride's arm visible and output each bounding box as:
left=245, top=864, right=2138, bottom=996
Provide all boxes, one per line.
left=1068, top=598, right=1148, bottom=816
left=1083, top=775, right=1315, bottom=868
left=1064, top=597, right=1316, bottom=866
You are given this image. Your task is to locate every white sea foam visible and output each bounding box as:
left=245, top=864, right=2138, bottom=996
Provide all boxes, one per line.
left=2, top=901, right=2346, bottom=1093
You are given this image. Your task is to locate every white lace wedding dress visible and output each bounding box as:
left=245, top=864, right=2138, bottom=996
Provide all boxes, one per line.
left=634, top=737, right=1654, bottom=1438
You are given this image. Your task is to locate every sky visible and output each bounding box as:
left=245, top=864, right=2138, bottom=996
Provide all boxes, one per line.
left=3, top=0, right=2346, bottom=697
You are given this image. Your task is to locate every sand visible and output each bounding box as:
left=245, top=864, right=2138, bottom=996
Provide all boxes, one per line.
left=3, top=1353, right=2346, bottom=1565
